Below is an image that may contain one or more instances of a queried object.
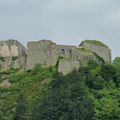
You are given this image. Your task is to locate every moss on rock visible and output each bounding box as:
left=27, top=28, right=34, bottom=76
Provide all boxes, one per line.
left=83, top=40, right=108, bottom=47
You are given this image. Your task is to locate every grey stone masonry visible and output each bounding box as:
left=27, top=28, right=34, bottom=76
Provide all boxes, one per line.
left=80, top=40, right=111, bottom=63
left=26, top=39, right=111, bottom=74
left=0, top=39, right=111, bottom=74
left=26, top=40, right=58, bottom=70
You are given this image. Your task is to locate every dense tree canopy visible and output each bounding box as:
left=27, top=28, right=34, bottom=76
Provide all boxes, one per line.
left=0, top=57, right=120, bottom=120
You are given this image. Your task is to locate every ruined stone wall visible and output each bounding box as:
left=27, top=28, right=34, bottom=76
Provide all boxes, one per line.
left=26, top=39, right=111, bottom=74
left=71, top=48, right=97, bottom=65
left=57, top=45, right=76, bottom=59
left=0, top=39, right=111, bottom=74
left=26, top=40, right=58, bottom=70
left=80, top=41, right=111, bottom=63
left=0, top=40, right=27, bottom=70
left=58, top=59, right=80, bottom=75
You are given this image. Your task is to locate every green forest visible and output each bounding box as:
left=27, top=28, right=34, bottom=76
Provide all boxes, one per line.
left=0, top=57, right=120, bottom=120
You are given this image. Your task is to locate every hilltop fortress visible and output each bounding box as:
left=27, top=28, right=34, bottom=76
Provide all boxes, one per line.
left=0, top=39, right=111, bottom=74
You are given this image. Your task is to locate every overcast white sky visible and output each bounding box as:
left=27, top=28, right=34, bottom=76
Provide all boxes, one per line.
left=0, top=0, right=120, bottom=59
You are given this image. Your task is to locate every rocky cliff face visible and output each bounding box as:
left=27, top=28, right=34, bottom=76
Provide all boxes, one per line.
left=0, top=39, right=27, bottom=71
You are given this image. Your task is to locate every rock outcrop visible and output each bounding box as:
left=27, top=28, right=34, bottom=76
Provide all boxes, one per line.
left=0, top=39, right=27, bottom=71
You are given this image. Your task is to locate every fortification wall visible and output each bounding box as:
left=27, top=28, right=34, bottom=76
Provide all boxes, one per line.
left=80, top=41, right=111, bottom=63
left=58, top=59, right=80, bottom=75
left=26, top=40, right=58, bottom=70
left=71, top=48, right=97, bottom=65
left=26, top=39, right=111, bottom=74
left=0, top=39, right=111, bottom=74
left=57, top=45, right=76, bottom=59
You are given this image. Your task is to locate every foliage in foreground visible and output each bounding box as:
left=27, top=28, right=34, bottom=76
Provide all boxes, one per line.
left=0, top=65, right=56, bottom=120
left=0, top=57, right=120, bottom=120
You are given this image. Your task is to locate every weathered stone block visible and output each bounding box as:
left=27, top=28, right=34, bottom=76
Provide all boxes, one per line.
left=58, top=59, right=80, bottom=75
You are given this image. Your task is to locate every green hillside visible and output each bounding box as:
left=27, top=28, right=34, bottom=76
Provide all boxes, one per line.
left=0, top=57, right=120, bottom=120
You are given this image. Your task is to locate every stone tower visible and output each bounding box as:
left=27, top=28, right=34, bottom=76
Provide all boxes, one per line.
left=26, top=40, right=58, bottom=70
left=79, top=40, right=111, bottom=63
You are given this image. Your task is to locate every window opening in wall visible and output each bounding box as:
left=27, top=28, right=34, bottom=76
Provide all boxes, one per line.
left=44, top=50, right=46, bottom=55
left=76, top=56, right=78, bottom=59
left=69, top=50, right=72, bottom=58
left=61, top=49, right=65, bottom=54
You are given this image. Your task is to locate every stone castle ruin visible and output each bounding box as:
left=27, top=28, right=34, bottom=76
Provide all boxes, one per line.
left=0, top=39, right=111, bottom=74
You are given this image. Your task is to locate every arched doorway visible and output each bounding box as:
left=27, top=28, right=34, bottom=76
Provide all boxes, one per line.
left=61, top=49, right=65, bottom=54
